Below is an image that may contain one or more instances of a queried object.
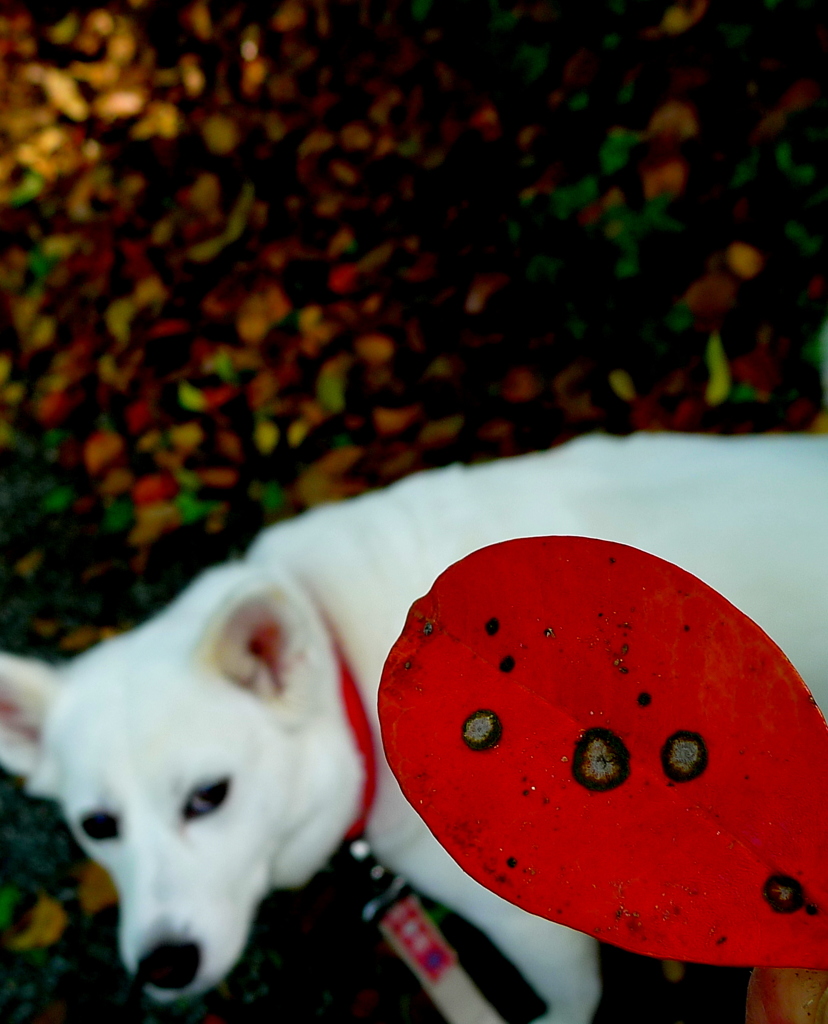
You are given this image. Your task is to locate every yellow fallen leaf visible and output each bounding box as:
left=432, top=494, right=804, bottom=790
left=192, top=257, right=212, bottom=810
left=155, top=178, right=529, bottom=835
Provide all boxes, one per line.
left=287, top=419, right=310, bottom=448
left=608, top=368, right=637, bottom=402
left=59, top=625, right=102, bottom=652
left=201, top=115, right=239, bottom=156
left=3, top=893, right=68, bottom=951
left=104, top=297, right=135, bottom=344
left=127, top=501, right=180, bottom=546
left=254, top=419, right=280, bottom=455
left=354, top=333, right=395, bottom=365
left=725, top=241, right=765, bottom=281
left=42, top=68, right=89, bottom=121
left=178, top=381, right=208, bottom=412
left=704, top=331, right=731, bottom=406
left=418, top=414, right=465, bottom=448
left=169, top=421, right=205, bottom=452
left=75, top=861, right=118, bottom=915
left=14, top=549, right=44, bottom=578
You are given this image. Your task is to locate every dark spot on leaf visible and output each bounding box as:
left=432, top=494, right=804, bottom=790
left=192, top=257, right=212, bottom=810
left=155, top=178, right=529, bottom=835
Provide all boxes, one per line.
left=621, top=644, right=628, bottom=654
left=661, top=731, right=708, bottom=782
left=463, top=709, right=502, bottom=751
left=544, top=626, right=555, bottom=637
left=404, top=661, right=411, bottom=669
left=684, top=624, right=691, bottom=632
left=485, top=617, right=499, bottom=635
left=609, top=557, right=616, bottom=563
left=507, top=857, right=517, bottom=868
left=572, top=728, right=631, bottom=792
left=715, top=936, right=727, bottom=945
left=637, top=692, right=651, bottom=707
left=763, top=875, right=804, bottom=914
left=807, top=904, right=818, bottom=915
left=499, top=654, right=515, bottom=672
left=423, top=621, right=433, bottom=635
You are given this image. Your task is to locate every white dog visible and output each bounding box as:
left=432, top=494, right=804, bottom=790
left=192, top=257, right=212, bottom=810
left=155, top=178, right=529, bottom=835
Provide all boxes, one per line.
left=0, top=431, right=827, bottom=1024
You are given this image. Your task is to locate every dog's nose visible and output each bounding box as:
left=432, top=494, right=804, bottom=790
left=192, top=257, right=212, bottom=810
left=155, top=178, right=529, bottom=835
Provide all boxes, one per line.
left=137, top=942, right=200, bottom=989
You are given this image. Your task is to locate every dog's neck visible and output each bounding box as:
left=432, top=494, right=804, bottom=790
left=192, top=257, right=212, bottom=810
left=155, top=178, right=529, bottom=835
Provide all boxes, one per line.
left=339, top=649, right=376, bottom=839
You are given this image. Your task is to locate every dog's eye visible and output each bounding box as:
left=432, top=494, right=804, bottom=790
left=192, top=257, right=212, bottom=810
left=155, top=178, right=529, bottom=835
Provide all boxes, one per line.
left=183, top=779, right=230, bottom=821
left=81, top=812, right=119, bottom=840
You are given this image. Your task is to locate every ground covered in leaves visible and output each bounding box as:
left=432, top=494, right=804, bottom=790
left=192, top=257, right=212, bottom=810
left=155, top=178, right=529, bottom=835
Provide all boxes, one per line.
left=0, top=0, right=826, bottom=1021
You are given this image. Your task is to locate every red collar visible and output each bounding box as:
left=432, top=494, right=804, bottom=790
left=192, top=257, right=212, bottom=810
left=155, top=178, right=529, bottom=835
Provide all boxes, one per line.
left=339, top=650, right=377, bottom=840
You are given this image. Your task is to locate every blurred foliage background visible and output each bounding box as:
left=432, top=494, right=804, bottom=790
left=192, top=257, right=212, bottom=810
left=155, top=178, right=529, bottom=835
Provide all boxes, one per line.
left=0, top=0, right=826, bottom=1021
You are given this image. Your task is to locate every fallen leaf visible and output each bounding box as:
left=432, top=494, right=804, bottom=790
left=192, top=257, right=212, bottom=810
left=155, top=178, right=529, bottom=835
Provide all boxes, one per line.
left=41, top=68, right=89, bottom=121
left=372, top=405, right=422, bottom=437
left=83, top=430, right=126, bottom=476
left=726, top=242, right=765, bottom=281
left=75, top=861, right=119, bottom=915
left=132, top=473, right=179, bottom=505
left=354, top=333, right=395, bottom=365
left=253, top=419, right=280, bottom=454
left=704, top=331, right=732, bottom=406
left=608, top=369, right=637, bottom=402
left=417, top=414, right=465, bottom=448
left=3, top=893, right=68, bottom=951
left=464, top=273, right=510, bottom=315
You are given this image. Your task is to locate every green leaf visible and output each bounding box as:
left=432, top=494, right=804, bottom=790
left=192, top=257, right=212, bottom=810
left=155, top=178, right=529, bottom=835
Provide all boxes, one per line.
left=730, top=149, right=759, bottom=189
left=729, top=382, right=760, bottom=403
left=617, top=81, right=635, bottom=105
left=568, top=91, right=589, bottom=111
left=615, top=253, right=639, bottom=278
left=717, top=23, right=752, bottom=47
left=526, top=254, right=563, bottom=283
left=101, top=496, right=134, bottom=533
left=507, top=220, right=521, bottom=244
left=213, top=350, right=238, bottom=384
left=775, top=141, right=816, bottom=186
left=9, top=172, right=44, bottom=208
left=549, top=176, right=599, bottom=219
left=0, top=886, right=20, bottom=930
left=785, top=220, right=822, bottom=256
left=664, top=302, right=694, bottom=332
left=600, top=131, right=640, bottom=175
left=603, top=33, right=621, bottom=49
left=27, top=247, right=59, bottom=285
left=261, top=480, right=285, bottom=513
left=514, top=43, right=550, bottom=84
left=412, top=0, right=433, bottom=21
left=41, top=485, right=75, bottom=514
left=175, top=492, right=220, bottom=525
left=178, top=381, right=208, bottom=412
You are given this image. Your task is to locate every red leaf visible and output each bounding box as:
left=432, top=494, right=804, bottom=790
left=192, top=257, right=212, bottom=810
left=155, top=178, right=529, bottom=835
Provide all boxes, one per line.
left=124, top=399, right=153, bottom=435
left=132, top=473, right=179, bottom=505
left=328, top=264, right=360, bottom=294
left=379, top=537, right=828, bottom=968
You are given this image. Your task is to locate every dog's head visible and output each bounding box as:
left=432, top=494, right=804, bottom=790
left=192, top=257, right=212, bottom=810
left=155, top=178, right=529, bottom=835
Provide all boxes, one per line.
left=0, top=564, right=364, bottom=999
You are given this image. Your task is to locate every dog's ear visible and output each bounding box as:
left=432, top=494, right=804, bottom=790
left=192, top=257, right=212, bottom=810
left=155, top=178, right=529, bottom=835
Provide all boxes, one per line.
left=0, top=654, right=59, bottom=777
left=211, top=595, right=290, bottom=700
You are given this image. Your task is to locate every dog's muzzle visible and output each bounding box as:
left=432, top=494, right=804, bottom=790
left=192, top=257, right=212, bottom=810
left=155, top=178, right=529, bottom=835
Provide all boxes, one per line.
left=137, top=941, right=200, bottom=990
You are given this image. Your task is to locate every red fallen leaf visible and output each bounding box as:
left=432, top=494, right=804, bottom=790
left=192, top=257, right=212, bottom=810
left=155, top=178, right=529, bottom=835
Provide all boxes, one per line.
left=35, top=391, right=82, bottom=429
left=201, top=384, right=238, bottom=410
left=379, top=537, right=828, bottom=968
left=144, top=319, right=192, bottom=340
left=132, top=473, right=178, bottom=505
left=124, top=399, right=153, bottom=435
left=328, top=264, right=360, bottom=294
